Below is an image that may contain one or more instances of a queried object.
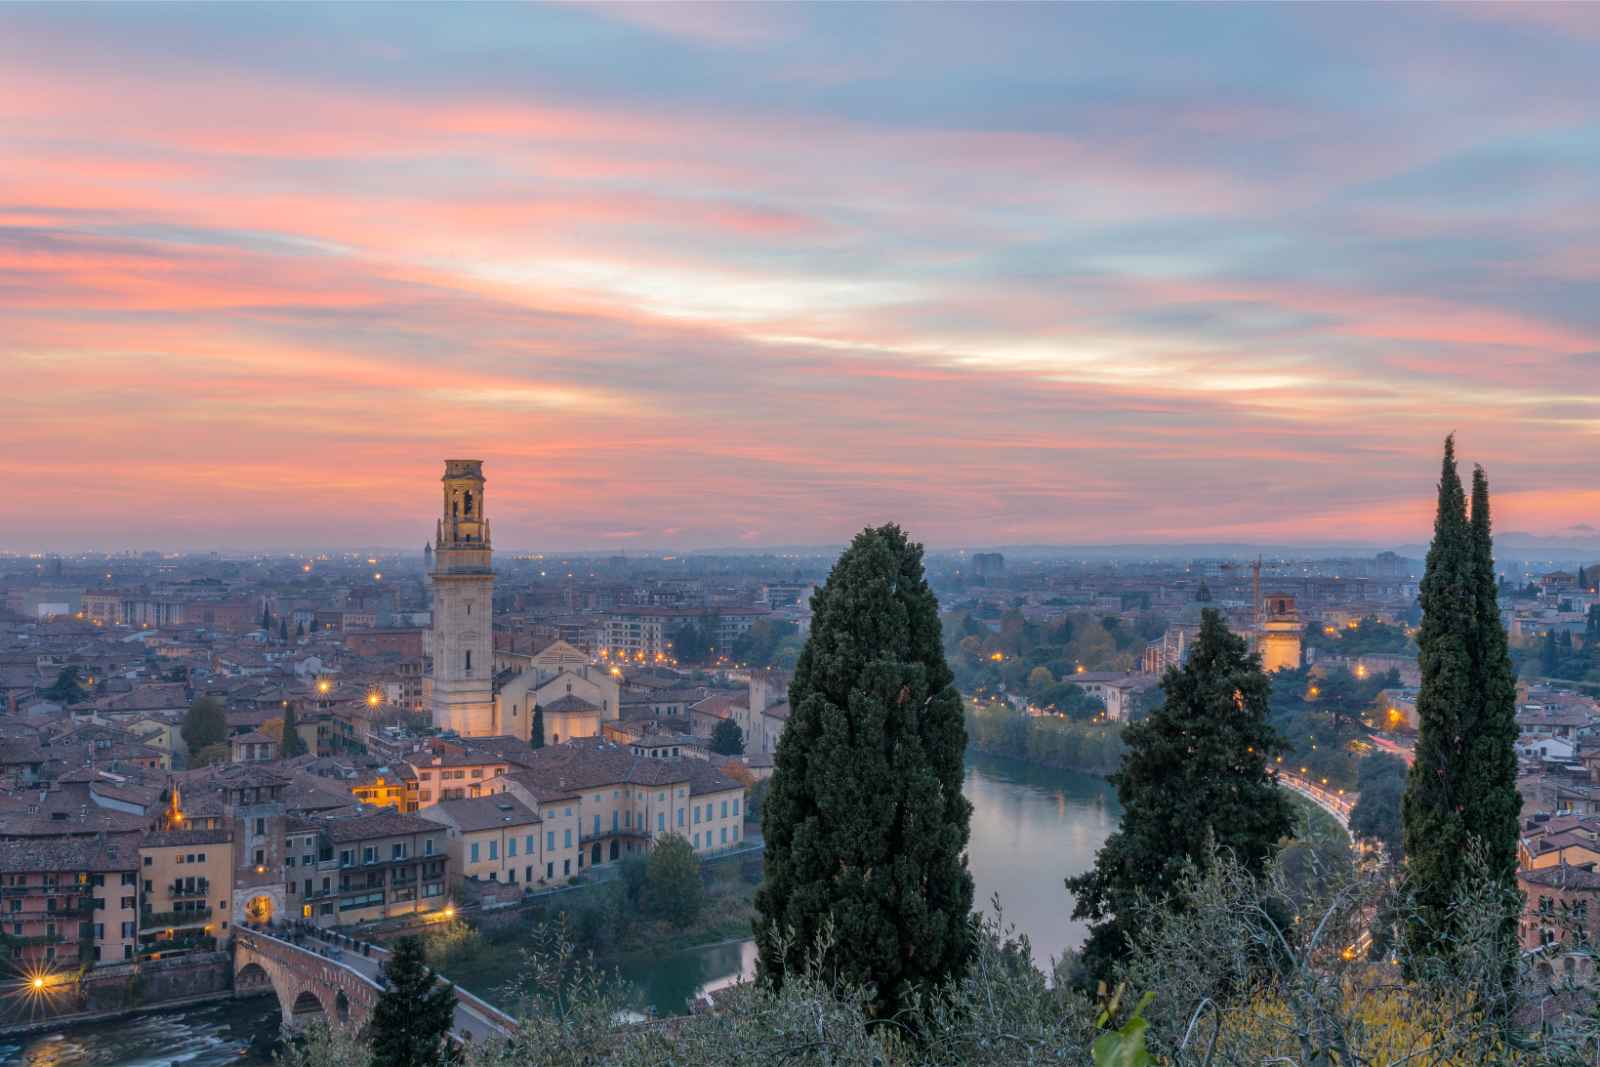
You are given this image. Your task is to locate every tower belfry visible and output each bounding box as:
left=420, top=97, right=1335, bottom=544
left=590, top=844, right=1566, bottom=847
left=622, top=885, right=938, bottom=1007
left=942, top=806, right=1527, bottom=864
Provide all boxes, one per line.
left=430, top=459, right=497, bottom=736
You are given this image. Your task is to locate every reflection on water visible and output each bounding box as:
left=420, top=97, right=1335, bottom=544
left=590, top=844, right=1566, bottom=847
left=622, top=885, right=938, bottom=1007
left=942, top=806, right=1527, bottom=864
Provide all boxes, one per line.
left=963, top=749, right=1121, bottom=970
left=0, top=996, right=282, bottom=1067
left=23, top=750, right=1122, bottom=1056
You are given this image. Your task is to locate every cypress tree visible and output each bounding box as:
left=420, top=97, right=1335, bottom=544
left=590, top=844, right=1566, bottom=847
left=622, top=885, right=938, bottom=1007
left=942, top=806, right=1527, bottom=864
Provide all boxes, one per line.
left=278, top=618, right=289, bottom=643
left=1066, top=608, right=1292, bottom=987
left=280, top=702, right=308, bottom=758
left=369, top=935, right=457, bottom=1067
left=1403, top=438, right=1520, bottom=963
left=531, top=704, right=545, bottom=749
left=754, top=524, right=973, bottom=1017
left=1465, top=466, right=1520, bottom=904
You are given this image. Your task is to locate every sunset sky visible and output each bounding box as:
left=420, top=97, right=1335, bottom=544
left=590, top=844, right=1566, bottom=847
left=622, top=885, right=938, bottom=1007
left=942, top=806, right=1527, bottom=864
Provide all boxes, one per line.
left=4, top=3, right=1598, bottom=552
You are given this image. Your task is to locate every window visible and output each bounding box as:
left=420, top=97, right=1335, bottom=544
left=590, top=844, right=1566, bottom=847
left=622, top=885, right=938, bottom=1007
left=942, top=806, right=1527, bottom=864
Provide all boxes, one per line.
left=255, top=818, right=265, bottom=835
left=593, top=815, right=600, bottom=835
left=546, top=862, right=554, bottom=880
left=143, top=857, right=152, bottom=867
left=465, top=651, right=472, bottom=671
left=507, top=837, right=517, bottom=858
left=694, top=807, right=701, bottom=825
left=564, top=829, right=572, bottom=848
left=425, top=838, right=435, bottom=856
left=488, top=840, right=498, bottom=861
left=677, top=808, right=684, bottom=827
left=340, top=850, right=354, bottom=867
left=721, top=800, right=728, bottom=819
left=563, top=859, right=570, bottom=876
left=470, top=843, right=480, bottom=864
left=693, top=832, right=700, bottom=848
left=657, top=813, right=664, bottom=833
left=733, top=798, right=740, bottom=817
left=392, top=843, right=407, bottom=861
left=525, top=833, right=534, bottom=855
left=720, top=827, right=728, bottom=845
left=546, top=831, right=555, bottom=851
left=362, top=847, right=376, bottom=865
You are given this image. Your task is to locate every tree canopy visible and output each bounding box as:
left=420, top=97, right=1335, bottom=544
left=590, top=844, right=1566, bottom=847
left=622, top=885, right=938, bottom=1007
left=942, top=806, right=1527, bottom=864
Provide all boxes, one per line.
left=755, top=524, right=973, bottom=1019
left=1066, top=608, right=1293, bottom=987
left=1401, top=438, right=1520, bottom=967
left=710, top=717, right=745, bottom=756
left=181, top=695, right=227, bottom=756
left=369, top=935, right=457, bottom=1067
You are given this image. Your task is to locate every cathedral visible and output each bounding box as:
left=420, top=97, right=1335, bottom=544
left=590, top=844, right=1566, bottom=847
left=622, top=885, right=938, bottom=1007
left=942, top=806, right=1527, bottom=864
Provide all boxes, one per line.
left=427, top=459, right=618, bottom=741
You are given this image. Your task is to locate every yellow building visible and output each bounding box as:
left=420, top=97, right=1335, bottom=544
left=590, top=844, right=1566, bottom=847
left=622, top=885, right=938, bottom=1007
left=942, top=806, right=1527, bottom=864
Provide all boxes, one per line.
left=138, top=828, right=234, bottom=959
left=420, top=793, right=546, bottom=888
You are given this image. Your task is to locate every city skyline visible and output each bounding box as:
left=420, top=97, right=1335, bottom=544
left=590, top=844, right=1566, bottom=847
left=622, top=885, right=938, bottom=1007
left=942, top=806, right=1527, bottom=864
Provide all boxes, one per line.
left=6, top=4, right=1599, bottom=550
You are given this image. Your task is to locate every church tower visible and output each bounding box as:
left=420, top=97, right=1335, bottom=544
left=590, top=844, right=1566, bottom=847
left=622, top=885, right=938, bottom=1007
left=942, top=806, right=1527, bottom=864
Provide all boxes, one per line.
left=430, top=459, right=496, bottom=735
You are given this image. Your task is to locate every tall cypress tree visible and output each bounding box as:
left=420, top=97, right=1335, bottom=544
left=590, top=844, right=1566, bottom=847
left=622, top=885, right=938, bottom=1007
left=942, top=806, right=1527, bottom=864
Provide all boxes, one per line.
left=1402, top=437, right=1509, bottom=962
left=1066, top=608, right=1292, bottom=987
left=754, top=524, right=973, bottom=1017
left=1464, top=465, right=1521, bottom=949
left=369, top=936, right=457, bottom=1067
left=530, top=704, right=545, bottom=749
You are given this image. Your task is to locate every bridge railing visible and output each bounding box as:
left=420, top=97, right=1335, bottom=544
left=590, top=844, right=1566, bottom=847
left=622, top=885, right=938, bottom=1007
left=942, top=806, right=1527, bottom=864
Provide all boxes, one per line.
left=236, top=924, right=383, bottom=994
left=264, top=921, right=516, bottom=1038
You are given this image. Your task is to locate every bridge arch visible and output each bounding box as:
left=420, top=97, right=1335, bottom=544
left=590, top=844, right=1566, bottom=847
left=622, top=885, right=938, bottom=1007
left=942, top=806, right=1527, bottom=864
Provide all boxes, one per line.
left=291, top=989, right=327, bottom=1021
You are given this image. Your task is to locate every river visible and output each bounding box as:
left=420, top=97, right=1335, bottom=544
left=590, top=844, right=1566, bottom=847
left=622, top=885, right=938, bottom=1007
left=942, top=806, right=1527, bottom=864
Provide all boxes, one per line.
left=3, top=752, right=1118, bottom=1065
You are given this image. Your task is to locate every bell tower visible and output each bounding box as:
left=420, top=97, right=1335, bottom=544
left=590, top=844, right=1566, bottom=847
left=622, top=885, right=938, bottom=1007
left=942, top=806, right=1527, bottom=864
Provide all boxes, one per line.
left=430, top=459, right=497, bottom=736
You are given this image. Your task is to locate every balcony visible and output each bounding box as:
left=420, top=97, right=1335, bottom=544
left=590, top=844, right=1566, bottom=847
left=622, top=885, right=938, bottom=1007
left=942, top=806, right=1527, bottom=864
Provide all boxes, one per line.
left=169, top=879, right=209, bottom=899
left=140, top=907, right=212, bottom=930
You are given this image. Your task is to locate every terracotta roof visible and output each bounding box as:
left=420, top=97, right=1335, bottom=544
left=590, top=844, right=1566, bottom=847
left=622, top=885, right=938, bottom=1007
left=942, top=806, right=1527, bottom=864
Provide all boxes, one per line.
left=424, top=794, right=541, bottom=833
left=143, top=827, right=231, bottom=848
left=324, top=810, right=443, bottom=843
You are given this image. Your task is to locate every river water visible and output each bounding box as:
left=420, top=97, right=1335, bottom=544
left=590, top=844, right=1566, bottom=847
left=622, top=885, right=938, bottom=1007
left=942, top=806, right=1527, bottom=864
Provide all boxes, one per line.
left=3, top=752, right=1119, bottom=1065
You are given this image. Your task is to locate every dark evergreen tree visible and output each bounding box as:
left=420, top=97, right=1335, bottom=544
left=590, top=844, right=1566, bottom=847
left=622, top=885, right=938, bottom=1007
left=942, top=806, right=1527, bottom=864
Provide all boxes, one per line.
left=278, top=618, right=289, bottom=643
left=531, top=704, right=545, bottom=749
left=1066, top=608, right=1292, bottom=987
left=260, top=604, right=272, bottom=632
left=369, top=935, right=457, bottom=1067
left=42, top=667, right=88, bottom=705
left=1465, top=465, right=1519, bottom=892
left=279, top=702, right=308, bottom=758
left=1587, top=604, right=1600, bottom=644
left=1579, top=564, right=1588, bottom=590
left=755, top=524, right=973, bottom=1018
left=1541, top=629, right=1559, bottom=676
left=710, top=717, right=745, bottom=756
left=180, top=696, right=227, bottom=755
left=1402, top=440, right=1520, bottom=965
left=296, top=621, right=305, bottom=639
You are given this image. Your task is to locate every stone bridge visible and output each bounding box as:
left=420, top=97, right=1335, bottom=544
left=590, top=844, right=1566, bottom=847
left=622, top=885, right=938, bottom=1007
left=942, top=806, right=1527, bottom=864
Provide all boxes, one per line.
left=234, top=925, right=514, bottom=1043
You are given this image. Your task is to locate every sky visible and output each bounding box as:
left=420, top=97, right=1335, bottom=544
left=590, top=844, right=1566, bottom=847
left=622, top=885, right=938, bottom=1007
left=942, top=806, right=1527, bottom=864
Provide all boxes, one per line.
left=4, top=3, right=1599, bottom=552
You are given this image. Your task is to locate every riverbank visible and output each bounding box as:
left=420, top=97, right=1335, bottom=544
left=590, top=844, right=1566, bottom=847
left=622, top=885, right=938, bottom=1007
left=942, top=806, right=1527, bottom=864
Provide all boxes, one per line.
left=420, top=842, right=764, bottom=1011
left=965, top=701, right=1126, bottom=775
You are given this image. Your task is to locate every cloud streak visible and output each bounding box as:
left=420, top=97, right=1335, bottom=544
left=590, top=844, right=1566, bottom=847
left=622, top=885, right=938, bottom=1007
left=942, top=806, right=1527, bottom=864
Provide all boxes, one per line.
left=1, top=4, right=1596, bottom=550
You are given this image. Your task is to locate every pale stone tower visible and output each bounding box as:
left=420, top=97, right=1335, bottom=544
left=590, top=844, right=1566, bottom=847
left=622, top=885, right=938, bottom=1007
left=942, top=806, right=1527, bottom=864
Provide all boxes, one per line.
left=1259, top=593, right=1303, bottom=673
left=430, top=459, right=497, bottom=736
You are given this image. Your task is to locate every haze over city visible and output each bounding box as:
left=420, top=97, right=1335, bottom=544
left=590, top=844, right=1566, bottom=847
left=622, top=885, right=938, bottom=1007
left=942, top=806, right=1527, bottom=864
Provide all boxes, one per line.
left=5, top=3, right=1599, bottom=552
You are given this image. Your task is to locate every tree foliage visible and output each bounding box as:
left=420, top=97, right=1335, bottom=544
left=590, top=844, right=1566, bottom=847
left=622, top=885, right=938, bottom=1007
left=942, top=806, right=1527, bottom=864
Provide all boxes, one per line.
left=1348, top=752, right=1407, bottom=860
left=756, top=524, right=974, bottom=1019
left=180, top=695, right=227, bottom=755
left=42, top=666, right=88, bottom=704
left=643, top=833, right=704, bottom=928
left=531, top=704, right=545, bottom=749
left=369, top=935, right=458, bottom=1067
left=1402, top=439, right=1520, bottom=967
left=280, top=702, right=309, bottom=758
left=1066, top=608, right=1293, bottom=988
left=709, top=717, right=745, bottom=756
